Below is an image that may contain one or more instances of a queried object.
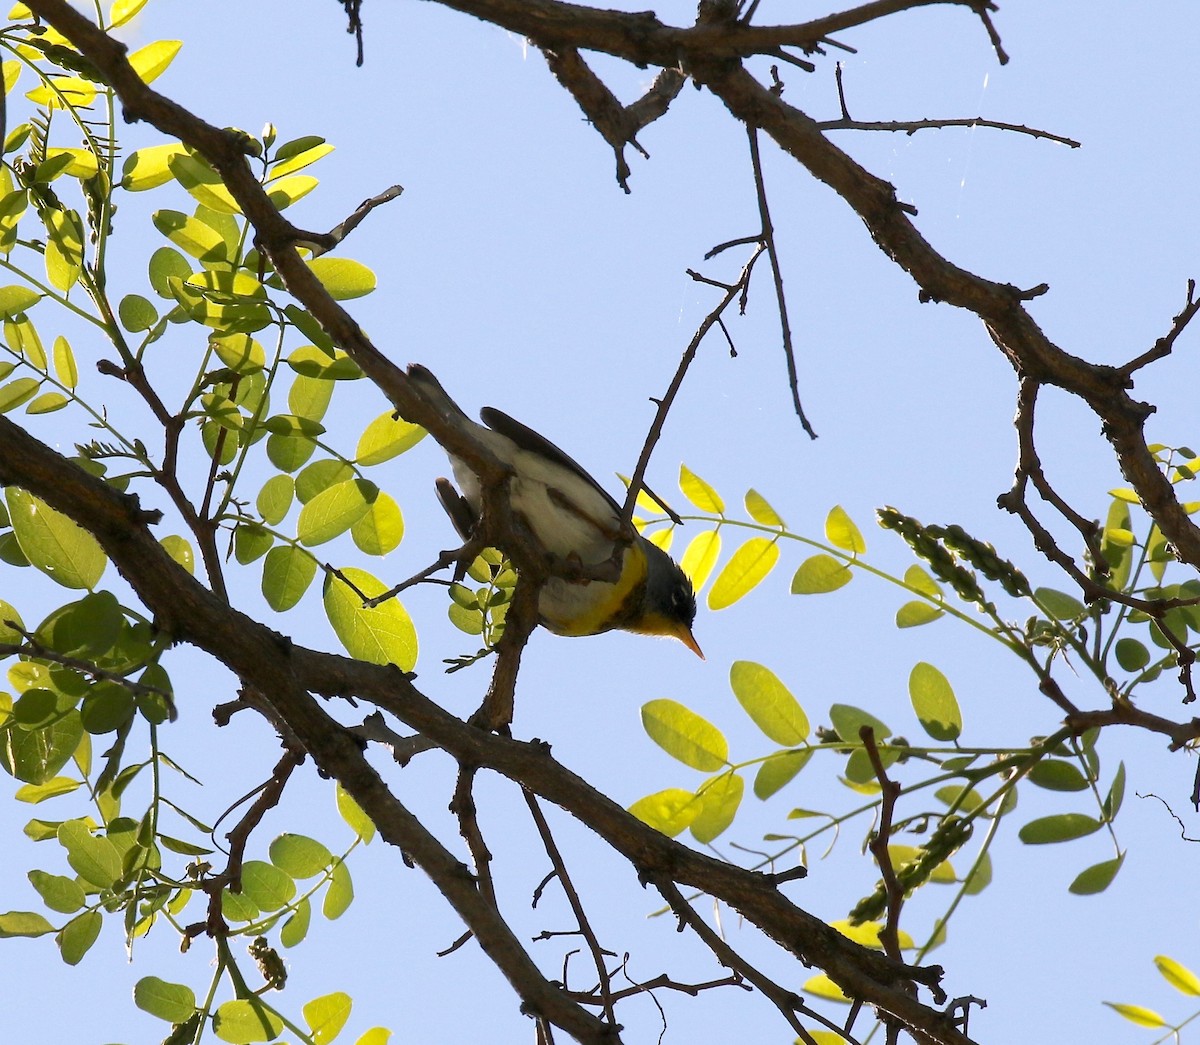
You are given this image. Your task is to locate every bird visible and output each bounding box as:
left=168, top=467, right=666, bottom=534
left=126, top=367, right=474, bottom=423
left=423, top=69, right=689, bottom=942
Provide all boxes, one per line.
left=407, top=364, right=702, bottom=657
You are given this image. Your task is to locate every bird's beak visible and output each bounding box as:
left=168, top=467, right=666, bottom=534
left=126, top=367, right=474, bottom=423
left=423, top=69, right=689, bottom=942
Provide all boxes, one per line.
left=677, top=625, right=704, bottom=660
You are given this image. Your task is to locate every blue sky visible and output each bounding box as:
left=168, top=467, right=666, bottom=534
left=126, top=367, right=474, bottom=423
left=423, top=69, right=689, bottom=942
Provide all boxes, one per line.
left=2, top=2, right=1200, bottom=1042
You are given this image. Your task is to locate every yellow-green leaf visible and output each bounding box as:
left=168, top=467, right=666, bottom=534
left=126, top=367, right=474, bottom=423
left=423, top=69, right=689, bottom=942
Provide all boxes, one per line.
left=628, top=788, right=701, bottom=837
left=303, top=991, right=352, bottom=1045
left=52, top=336, right=77, bottom=389
left=744, top=488, right=784, bottom=527
left=826, top=504, right=866, bottom=554
left=0, top=284, right=40, bottom=318
left=690, top=772, right=744, bottom=843
left=213, top=999, right=284, bottom=1043
left=790, top=553, right=852, bottom=594
left=351, top=491, right=403, bottom=556
left=708, top=536, right=778, bottom=610
left=354, top=411, right=426, bottom=466
left=151, top=209, right=228, bottom=263
left=1103, top=1003, right=1165, bottom=1028
left=641, top=698, right=727, bottom=771
left=729, top=660, right=808, bottom=745
left=679, top=464, right=724, bottom=514
left=307, top=257, right=376, bottom=300
left=262, top=545, right=317, bottom=612
left=298, top=479, right=375, bottom=547
left=6, top=487, right=105, bottom=589
left=109, top=0, right=151, bottom=29
left=908, top=662, right=961, bottom=741
left=122, top=143, right=187, bottom=191
left=896, top=601, right=942, bottom=628
left=159, top=534, right=194, bottom=575
left=679, top=528, right=720, bottom=589
left=128, top=39, right=182, bottom=85
left=44, top=148, right=98, bottom=179
left=1156, top=955, right=1200, bottom=996
left=323, top=567, right=416, bottom=670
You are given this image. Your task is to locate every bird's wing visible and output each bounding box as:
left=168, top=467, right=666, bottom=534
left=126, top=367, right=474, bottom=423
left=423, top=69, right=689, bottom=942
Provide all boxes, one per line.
left=480, top=407, right=624, bottom=518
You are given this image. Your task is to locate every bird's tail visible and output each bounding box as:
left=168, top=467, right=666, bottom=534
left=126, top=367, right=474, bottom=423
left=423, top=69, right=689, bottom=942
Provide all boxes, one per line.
left=406, top=363, right=471, bottom=425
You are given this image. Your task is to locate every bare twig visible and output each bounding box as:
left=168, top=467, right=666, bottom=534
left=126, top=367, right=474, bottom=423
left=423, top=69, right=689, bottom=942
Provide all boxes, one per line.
left=524, top=791, right=619, bottom=1028
left=747, top=126, right=816, bottom=436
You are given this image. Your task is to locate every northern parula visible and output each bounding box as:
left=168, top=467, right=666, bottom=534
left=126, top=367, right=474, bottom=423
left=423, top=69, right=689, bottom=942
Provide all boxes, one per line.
left=408, top=365, right=702, bottom=657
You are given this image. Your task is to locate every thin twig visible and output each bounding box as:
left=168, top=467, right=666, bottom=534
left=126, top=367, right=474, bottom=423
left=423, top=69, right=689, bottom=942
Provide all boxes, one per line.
left=524, top=790, right=619, bottom=1028
left=859, top=726, right=904, bottom=963
left=747, top=126, right=816, bottom=437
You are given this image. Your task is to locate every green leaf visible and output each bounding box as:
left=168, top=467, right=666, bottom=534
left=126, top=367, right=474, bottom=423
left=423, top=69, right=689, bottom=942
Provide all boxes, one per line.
left=2, top=708, right=84, bottom=785
left=335, top=781, right=375, bottom=843
left=280, top=895, right=311, bottom=948
left=825, top=505, right=866, bottom=554
left=962, top=851, right=992, bottom=895
left=908, top=662, right=961, bottom=741
left=151, top=209, right=228, bottom=263
left=289, top=373, right=334, bottom=423
left=304, top=991, right=352, bottom=1045
left=1018, top=813, right=1102, bottom=844
left=354, top=1028, right=392, bottom=1045
left=148, top=246, right=192, bottom=297
left=1069, top=854, right=1124, bottom=895
left=744, top=488, right=784, bottom=527
left=160, top=534, right=195, bottom=575
left=641, top=698, right=727, bottom=771
left=323, top=567, right=417, bottom=670
left=323, top=858, right=353, bottom=920
left=679, top=464, right=724, bottom=514
left=1028, top=760, right=1089, bottom=792
left=234, top=523, right=273, bottom=565
left=128, top=39, right=182, bottom=85
left=80, top=682, right=134, bottom=734
left=240, top=859, right=296, bottom=911
left=27, top=869, right=84, bottom=913
left=829, top=703, right=891, bottom=743
left=1104, top=761, right=1126, bottom=820
left=307, top=257, right=376, bottom=299
left=256, top=474, right=294, bottom=525
left=1114, top=638, right=1149, bottom=671
left=679, top=529, right=720, bottom=590
left=298, top=479, right=376, bottom=547
left=56, top=909, right=101, bottom=965
left=1035, top=587, right=1085, bottom=620
left=5, top=488, right=104, bottom=590
left=1156, top=954, right=1200, bottom=996
left=0, top=910, right=55, bottom=937
left=213, top=999, right=284, bottom=1043
left=729, top=660, right=808, bottom=744
left=0, top=285, right=40, bottom=318
left=707, top=536, right=778, bottom=610
left=57, top=819, right=121, bottom=888
left=628, top=788, right=701, bottom=837
left=134, top=975, right=197, bottom=1023
left=1103, top=1002, right=1165, bottom=1028
left=896, top=601, right=942, bottom=628
left=690, top=772, right=744, bottom=843
left=753, top=748, right=813, bottom=799
left=354, top=411, right=426, bottom=465
left=351, top=492, right=403, bottom=556
left=295, top=459, right=354, bottom=503
left=791, top=553, right=852, bottom=594
left=270, top=833, right=332, bottom=879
